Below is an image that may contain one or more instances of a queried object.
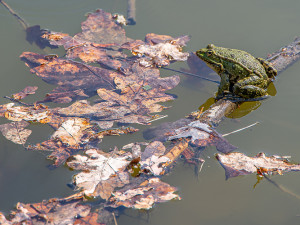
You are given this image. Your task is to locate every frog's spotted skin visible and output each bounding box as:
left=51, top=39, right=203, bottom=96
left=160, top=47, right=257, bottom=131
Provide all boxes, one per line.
left=256, top=57, right=277, bottom=79
left=196, top=44, right=277, bottom=99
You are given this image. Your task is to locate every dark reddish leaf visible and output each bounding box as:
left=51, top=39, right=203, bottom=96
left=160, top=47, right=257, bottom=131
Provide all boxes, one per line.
left=20, top=52, right=117, bottom=103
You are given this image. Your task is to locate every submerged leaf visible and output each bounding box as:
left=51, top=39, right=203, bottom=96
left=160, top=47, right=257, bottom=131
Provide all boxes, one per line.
left=11, top=86, right=38, bottom=100
left=216, top=152, right=300, bottom=179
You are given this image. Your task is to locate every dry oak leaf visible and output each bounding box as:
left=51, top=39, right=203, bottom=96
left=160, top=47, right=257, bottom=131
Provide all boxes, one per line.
left=139, top=141, right=170, bottom=176
left=168, top=120, right=237, bottom=154
left=67, top=148, right=131, bottom=198
left=3, top=103, right=52, bottom=123
left=42, top=9, right=131, bottom=66
left=20, top=52, right=117, bottom=103
left=108, top=177, right=181, bottom=210
left=123, top=34, right=190, bottom=67
left=0, top=121, right=31, bottom=145
left=216, top=152, right=300, bottom=179
left=51, top=118, right=92, bottom=146
left=0, top=198, right=90, bottom=225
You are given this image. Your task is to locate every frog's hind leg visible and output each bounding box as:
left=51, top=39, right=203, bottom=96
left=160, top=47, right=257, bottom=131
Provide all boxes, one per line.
left=233, top=76, right=268, bottom=98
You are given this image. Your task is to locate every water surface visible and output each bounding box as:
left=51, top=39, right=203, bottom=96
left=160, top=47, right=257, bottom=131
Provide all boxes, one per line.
left=1, top=0, right=300, bottom=224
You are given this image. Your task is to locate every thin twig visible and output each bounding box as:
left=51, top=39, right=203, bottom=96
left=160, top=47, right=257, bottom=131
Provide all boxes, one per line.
left=112, top=211, right=118, bottom=225
left=0, top=0, right=28, bottom=29
left=147, top=115, right=168, bottom=123
left=162, top=67, right=220, bottom=84
left=3, top=96, right=34, bottom=106
left=222, top=122, right=260, bottom=137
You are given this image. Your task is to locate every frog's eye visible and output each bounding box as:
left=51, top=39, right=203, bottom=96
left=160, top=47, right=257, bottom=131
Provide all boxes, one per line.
left=206, top=50, right=213, bottom=56
left=207, top=44, right=215, bottom=49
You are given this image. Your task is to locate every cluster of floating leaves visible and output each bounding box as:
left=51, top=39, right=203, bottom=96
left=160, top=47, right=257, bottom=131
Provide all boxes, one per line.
left=1, top=8, right=300, bottom=225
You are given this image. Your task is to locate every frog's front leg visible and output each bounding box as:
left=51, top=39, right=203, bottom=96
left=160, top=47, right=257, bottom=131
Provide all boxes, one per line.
left=233, top=75, right=268, bottom=98
left=217, top=72, right=230, bottom=98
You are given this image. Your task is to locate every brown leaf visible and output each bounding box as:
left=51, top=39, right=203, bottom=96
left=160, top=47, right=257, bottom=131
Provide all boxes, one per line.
left=123, top=34, right=190, bottom=67
left=74, top=212, right=105, bottom=225
left=3, top=103, right=52, bottom=123
left=216, top=152, right=300, bottom=179
left=11, top=86, right=38, bottom=100
left=108, top=178, right=180, bottom=209
left=20, top=52, right=117, bottom=103
left=67, top=148, right=131, bottom=198
left=2, top=198, right=90, bottom=225
left=0, top=121, right=31, bottom=145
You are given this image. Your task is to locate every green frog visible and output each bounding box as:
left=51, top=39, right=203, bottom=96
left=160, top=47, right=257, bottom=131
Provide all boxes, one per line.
left=196, top=44, right=277, bottom=99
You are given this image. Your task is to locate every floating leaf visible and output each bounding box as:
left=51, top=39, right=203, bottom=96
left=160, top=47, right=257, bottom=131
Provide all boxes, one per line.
left=51, top=118, right=92, bottom=146
left=123, top=34, right=190, bottom=67
left=108, top=178, right=180, bottom=209
left=0, top=198, right=90, bottom=225
left=67, top=148, right=131, bottom=199
left=20, top=52, right=117, bottom=103
left=3, top=103, right=52, bottom=123
left=0, top=121, right=31, bottom=145
left=216, top=152, right=300, bottom=179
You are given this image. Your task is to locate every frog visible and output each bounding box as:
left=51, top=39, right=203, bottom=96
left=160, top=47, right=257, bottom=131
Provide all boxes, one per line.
left=196, top=44, right=277, bottom=99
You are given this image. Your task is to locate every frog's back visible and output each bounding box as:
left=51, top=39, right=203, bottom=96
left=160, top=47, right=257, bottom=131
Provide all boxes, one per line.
left=215, top=47, right=266, bottom=74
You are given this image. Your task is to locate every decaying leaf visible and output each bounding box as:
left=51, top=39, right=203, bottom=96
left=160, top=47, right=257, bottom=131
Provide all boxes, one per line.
left=216, top=152, right=300, bottom=179
left=122, top=33, right=190, bottom=67
left=74, top=212, right=105, bottom=225
left=168, top=120, right=237, bottom=153
left=3, top=103, right=52, bottom=123
left=0, top=121, right=31, bottom=145
left=67, top=148, right=131, bottom=199
left=108, top=177, right=180, bottom=209
left=51, top=118, right=92, bottom=146
left=20, top=52, right=117, bottom=103
left=11, top=86, right=38, bottom=100
left=28, top=124, right=138, bottom=167
left=0, top=198, right=90, bottom=225
left=139, top=141, right=170, bottom=176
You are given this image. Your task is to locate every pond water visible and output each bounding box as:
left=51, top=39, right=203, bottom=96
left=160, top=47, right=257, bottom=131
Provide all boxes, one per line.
left=1, top=0, right=300, bottom=224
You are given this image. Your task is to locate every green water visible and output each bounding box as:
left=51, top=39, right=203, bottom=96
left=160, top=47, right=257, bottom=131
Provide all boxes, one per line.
left=1, top=0, right=300, bottom=224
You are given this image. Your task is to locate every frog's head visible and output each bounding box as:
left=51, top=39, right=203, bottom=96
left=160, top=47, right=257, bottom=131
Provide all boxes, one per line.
left=196, top=44, right=223, bottom=72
